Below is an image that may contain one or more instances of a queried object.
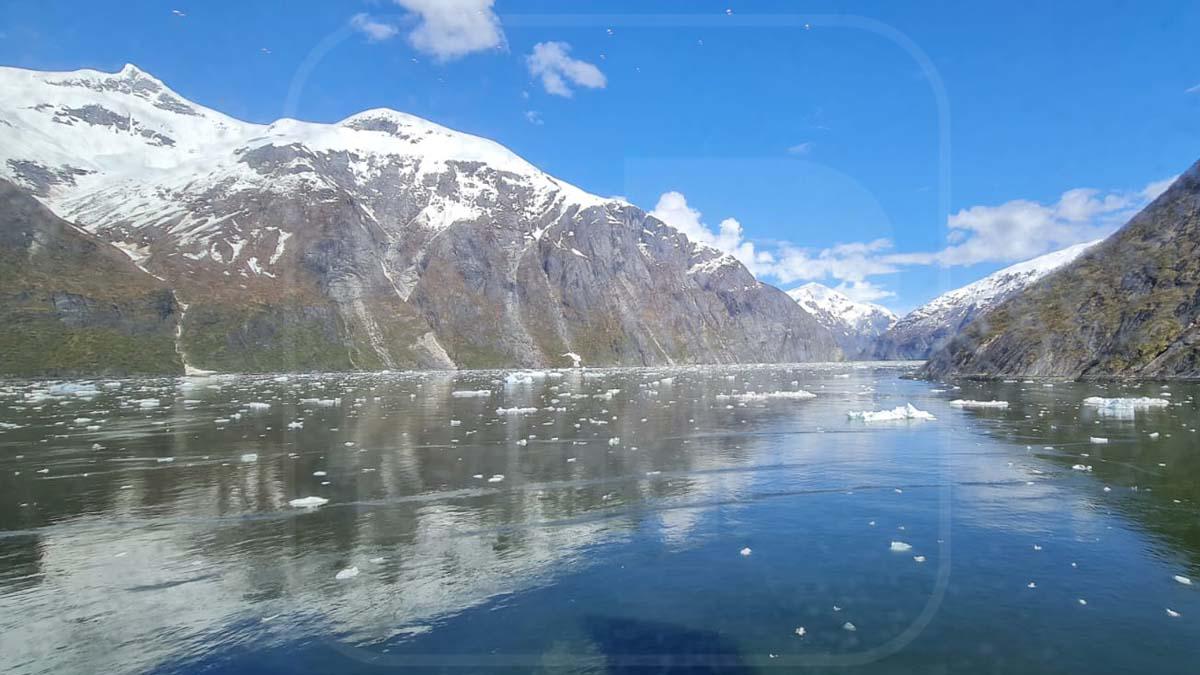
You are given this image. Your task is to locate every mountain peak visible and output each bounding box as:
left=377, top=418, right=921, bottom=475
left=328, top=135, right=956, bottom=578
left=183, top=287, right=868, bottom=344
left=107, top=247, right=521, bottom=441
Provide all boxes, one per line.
left=788, top=282, right=897, bottom=359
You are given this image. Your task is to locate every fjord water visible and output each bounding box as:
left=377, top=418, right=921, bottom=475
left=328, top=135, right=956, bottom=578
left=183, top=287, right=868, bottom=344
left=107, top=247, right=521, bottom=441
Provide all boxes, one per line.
left=1, top=365, right=1198, bottom=674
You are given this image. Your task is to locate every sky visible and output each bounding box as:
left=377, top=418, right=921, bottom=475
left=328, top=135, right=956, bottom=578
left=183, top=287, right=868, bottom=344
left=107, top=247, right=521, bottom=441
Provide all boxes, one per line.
left=1, top=0, right=1197, bottom=314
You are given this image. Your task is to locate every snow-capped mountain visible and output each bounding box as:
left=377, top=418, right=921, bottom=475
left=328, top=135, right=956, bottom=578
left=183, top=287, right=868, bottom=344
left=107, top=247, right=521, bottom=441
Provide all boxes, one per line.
left=0, top=64, right=839, bottom=373
left=787, top=283, right=897, bottom=359
left=873, top=240, right=1101, bottom=360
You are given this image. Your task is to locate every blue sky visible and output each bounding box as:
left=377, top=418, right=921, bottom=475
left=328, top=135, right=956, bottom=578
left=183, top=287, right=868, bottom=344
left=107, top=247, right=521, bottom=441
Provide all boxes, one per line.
left=1, top=0, right=1197, bottom=313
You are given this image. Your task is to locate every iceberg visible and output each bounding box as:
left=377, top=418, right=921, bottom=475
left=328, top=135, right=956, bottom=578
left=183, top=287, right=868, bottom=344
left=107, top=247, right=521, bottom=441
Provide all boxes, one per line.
left=848, top=404, right=935, bottom=422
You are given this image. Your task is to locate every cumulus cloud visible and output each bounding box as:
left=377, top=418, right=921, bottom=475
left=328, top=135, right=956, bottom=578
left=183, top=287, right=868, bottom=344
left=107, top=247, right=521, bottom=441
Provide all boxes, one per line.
left=390, top=0, right=505, bottom=61
left=526, top=42, right=607, bottom=97
left=350, top=13, right=400, bottom=42
left=524, top=110, right=544, bottom=126
left=921, top=177, right=1172, bottom=266
left=649, top=192, right=773, bottom=275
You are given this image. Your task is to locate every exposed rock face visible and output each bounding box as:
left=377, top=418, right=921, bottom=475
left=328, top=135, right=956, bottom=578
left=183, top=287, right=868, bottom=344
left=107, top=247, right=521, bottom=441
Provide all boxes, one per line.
left=923, top=160, right=1200, bottom=379
left=786, top=283, right=896, bottom=359
left=874, top=241, right=1098, bottom=360
left=0, top=180, right=182, bottom=376
left=0, top=64, right=839, bottom=373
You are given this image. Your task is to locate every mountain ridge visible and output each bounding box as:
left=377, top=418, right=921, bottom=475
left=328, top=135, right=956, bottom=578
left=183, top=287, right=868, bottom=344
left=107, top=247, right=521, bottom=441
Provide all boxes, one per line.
left=922, top=160, right=1200, bottom=379
left=0, top=63, right=841, bottom=373
left=786, top=283, right=897, bottom=359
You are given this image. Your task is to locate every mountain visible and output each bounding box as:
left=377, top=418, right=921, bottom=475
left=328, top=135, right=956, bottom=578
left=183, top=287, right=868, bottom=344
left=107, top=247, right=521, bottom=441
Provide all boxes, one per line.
left=0, top=179, right=182, bottom=376
left=0, top=64, right=840, bottom=373
left=786, top=283, right=896, bottom=359
left=923, top=160, right=1200, bottom=379
left=873, top=240, right=1099, bottom=360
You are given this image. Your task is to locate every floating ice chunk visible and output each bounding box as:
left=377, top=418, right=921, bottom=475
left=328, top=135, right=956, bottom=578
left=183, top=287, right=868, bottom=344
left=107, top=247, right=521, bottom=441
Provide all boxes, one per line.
left=1033, top=544, right=1042, bottom=551
left=1167, top=608, right=1181, bottom=618
left=451, top=390, right=491, bottom=398
left=1027, top=582, right=1037, bottom=588
left=487, top=474, right=505, bottom=483
left=1149, top=432, right=1160, bottom=439
left=1083, top=397, right=1169, bottom=418
left=240, top=453, right=258, bottom=462
left=313, top=471, right=327, bottom=477
left=847, top=404, right=935, bottom=422
left=497, top=407, right=538, bottom=415
left=1174, top=575, right=1192, bottom=585
left=740, top=547, right=752, bottom=556
left=1071, top=464, right=1093, bottom=472
left=504, top=371, right=546, bottom=386
left=135, top=398, right=161, bottom=408
left=608, top=437, right=620, bottom=446
left=715, top=390, right=816, bottom=403
left=913, top=555, right=926, bottom=563
left=288, top=496, right=329, bottom=508
left=1089, top=437, right=1109, bottom=444
left=156, top=457, right=174, bottom=463
left=794, top=626, right=806, bottom=637
left=890, top=541, right=912, bottom=552
left=950, top=400, right=1009, bottom=409
left=246, top=402, right=270, bottom=411
left=842, top=622, right=857, bottom=631
left=335, top=566, right=359, bottom=581
left=287, top=421, right=304, bottom=429
left=1078, top=599, right=1087, bottom=606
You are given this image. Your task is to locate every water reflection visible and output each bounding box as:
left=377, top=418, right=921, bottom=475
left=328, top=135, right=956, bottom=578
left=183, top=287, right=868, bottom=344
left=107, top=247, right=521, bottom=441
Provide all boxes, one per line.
left=1, top=365, right=1198, bottom=674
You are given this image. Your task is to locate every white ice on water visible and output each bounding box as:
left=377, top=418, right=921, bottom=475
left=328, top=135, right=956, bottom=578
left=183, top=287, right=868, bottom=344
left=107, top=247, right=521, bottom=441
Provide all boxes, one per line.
left=288, top=496, right=329, bottom=508
left=847, top=404, right=935, bottom=422
left=950, top=400, right=1010, bottom=409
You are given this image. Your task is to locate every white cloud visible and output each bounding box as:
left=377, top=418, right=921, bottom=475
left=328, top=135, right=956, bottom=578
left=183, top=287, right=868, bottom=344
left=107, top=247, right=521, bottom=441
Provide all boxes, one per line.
left=390, top=0, right=505, bottom=61
left=649, top=192, right=773, bottom=275
left=786, top=142, right=813, bottom=156
left=350, top=13, right=400, bottom=42
left=924, top=178, right=1170, bottom=266
left=526, top=42, right=607, bottom=97
left=1187, top=83, right=1200, bottom=94
left=524, top=110, right=544, bottom=126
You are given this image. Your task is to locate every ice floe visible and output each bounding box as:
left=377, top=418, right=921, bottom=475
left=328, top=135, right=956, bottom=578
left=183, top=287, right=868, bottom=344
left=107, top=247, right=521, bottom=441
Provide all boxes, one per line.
left=847, top=404, right=935, bottom=422
left=950, top=400, right=1009, bottom=409
left=288, top=496, right=329, bottom=508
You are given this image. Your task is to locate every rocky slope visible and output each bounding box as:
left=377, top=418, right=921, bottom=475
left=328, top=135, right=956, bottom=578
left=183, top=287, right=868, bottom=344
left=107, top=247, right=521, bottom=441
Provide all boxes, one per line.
left=0, top=179, right=182, bottom=376
left=923, top=160, right=1200, bottom=379
left=786, top=283, right=896, bottom=359
left=0, top=64, right=839, bottom=373
left=873, top=240, right=1098, bottom=360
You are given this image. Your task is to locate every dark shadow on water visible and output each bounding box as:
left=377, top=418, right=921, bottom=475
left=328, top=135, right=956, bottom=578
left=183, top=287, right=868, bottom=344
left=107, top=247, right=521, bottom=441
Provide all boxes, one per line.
left=583, top=615, right=752, bottom=674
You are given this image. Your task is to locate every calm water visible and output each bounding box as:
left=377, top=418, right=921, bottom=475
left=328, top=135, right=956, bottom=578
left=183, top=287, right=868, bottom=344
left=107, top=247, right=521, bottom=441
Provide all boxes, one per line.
left=1, top=364, right=1198, bottom=674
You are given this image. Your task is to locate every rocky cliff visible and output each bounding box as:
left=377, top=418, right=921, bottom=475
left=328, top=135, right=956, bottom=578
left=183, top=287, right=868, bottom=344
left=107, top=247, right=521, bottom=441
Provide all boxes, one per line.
left=0, top=179, right=182, bottom=376
left=923, top=160, right=1200, bottom=379
left=0, top=64, right=838, bottom=373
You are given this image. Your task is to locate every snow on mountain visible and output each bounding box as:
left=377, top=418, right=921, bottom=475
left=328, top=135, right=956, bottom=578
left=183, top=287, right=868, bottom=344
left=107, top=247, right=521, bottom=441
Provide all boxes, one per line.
left=874, top=240, right=1101, bottom=359
left=787, top=283, right=897, bottom=358
left=0, top=63, right=840, bottom=372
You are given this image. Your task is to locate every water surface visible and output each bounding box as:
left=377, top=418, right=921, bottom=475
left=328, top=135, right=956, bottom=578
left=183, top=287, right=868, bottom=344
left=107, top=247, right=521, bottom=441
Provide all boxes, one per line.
left=1, top=364, right=1198, bottom=673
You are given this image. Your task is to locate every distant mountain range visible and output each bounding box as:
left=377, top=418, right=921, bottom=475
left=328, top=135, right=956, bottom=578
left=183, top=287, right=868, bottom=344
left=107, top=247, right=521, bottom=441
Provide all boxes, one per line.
left=924, top=162, right=1200, bottom=379
left=872, top=240, right=1099, bottom=360
left=786, top=283, right=896, bottom=359
left=0, top=64, right=839, bottom=375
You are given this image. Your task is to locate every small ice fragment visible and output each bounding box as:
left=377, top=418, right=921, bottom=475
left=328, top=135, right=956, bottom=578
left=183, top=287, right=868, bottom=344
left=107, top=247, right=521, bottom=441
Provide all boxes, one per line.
left=740, top=547, right=752, bottom=556
left=794, top=626, right=806, bottom=637
left=1174, top=575, right=1192, bottom=585
left=288, top=496, right=329, bottom=508
left=246, top=402, right=270, bottom=411
left=1078, top=598, right=1087, bottom=606
left=136, top=398, right=160, bottom=408
left=949, top=400, right=1009, bottom=409
left=1027, top=582, right=1037, bottom=588
left=1149, top=432, right=1160, bottom=439
left=240, top=453, right=258, bottom=462
left=1167, top=608, right=1181, bottom=618
left=1033, top=544, right=1042, bottom=551
left=842, top=622, right=857, bottom=631
left=1071, top=464, right=1093, bottom=472
left=313, top=471, right=327, bottom=477
left=847, top=404, right=935, bottom=422
left=1089, top=437, right=1109, bottom=444
left=451, top=390, right=491, bottom=398
left=487, top=474, right=505, bottom=483
left=890, top=541, right=912, bottom=552
left=913, top=555, right=926, bottom=563
left=335, top=566, right=359, bottom=581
